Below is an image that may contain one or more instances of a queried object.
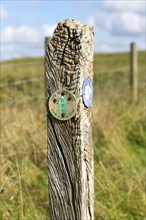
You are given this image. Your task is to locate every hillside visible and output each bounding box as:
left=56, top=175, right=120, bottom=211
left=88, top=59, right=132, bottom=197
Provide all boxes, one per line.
left=0, top=51, right=145, bottom=220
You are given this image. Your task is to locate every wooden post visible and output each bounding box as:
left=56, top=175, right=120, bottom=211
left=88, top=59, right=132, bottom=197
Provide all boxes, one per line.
left=45, top=19, right=94, bottom=220
left=130, top=42, right=138, bottom=102
left=45, top=37, right=51, bottom=46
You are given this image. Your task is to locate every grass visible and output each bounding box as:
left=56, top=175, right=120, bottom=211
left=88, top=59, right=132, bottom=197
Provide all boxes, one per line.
left=0, top=51, right=146, bottom=220
left=92, top=98, right=145, bottom=219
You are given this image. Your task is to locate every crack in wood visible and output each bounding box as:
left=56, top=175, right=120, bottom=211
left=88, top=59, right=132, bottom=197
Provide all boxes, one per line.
left=45, top=19, right=94, bottom=220
left=49, top=115, right=77, bottom=219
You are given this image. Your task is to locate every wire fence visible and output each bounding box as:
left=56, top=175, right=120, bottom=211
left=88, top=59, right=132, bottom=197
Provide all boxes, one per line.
left=0, top=75, right=144, bottom=107
left=0, top=77, right=44, bottom=107
left=1, top=57, right=145, bottom=68
left=0, top=52, right=145, bottom=108
left=0, top=77, right=43, bottom=88
left=1, top=62, right=43, bottom=68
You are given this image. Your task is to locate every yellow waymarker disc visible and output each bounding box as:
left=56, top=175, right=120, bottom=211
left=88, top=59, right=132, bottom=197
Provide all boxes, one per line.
left=49, top=89, right=77, bottom=121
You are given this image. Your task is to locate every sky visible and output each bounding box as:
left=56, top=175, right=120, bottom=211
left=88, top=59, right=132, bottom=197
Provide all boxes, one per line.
left=0, top=0, right=145, bottom=61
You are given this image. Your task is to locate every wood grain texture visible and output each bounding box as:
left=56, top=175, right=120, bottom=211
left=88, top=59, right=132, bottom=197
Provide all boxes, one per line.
left=45, top=19, right=94, bottom=220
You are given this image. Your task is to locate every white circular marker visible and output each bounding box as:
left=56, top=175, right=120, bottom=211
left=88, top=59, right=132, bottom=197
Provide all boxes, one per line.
left=82, top=77, right=93, bottom=108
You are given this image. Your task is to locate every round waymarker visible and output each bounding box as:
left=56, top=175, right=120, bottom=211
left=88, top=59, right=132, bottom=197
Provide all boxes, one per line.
left=49, top=89, right=77, bottom=121
left=82, top=77, right=93, bottom=108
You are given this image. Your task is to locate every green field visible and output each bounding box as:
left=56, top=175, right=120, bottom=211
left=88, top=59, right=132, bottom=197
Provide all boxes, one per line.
left=0, top=51, right=145, bottom=220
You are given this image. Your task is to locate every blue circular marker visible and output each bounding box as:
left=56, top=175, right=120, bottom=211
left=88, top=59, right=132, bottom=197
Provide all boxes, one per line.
left=82, top=77, right=93, bottom=108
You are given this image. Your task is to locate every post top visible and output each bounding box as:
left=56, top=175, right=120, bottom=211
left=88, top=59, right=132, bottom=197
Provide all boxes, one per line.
left=53, top=19, right=93, bottom=38
left=58, top=19, right=83, bottom=28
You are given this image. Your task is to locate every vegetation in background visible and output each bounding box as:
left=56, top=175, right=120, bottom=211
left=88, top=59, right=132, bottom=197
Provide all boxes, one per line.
left=0, top=51, right=145, bottom=220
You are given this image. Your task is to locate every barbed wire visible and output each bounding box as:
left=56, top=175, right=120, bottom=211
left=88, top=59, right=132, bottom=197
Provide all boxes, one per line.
left=1, top=61, right=44, bottom=68
left=0, top=77, right=44, bottom=107
left=0, top=65, right=145, bottom=88
left=1, top=57, right=145, bottom=68
left=1, top=83, right=145, bottom=108
left=95, top=67, right=130, bottom=74
left=0, top=67, right=131, bottom=88
left=0, top=54, right=145, bottom=108
left=94, top=57, right=145, bottom=61
left=1, top=80, right=145, bottom=109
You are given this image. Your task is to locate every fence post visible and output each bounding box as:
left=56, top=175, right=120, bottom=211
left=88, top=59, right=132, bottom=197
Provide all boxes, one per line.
left=130, top=42, right=138, bottom=102
left=45, top=19, right=94, bottom=220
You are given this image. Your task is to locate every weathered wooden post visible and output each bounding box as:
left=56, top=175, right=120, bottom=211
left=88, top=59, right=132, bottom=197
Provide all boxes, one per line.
left=45, top=19, right=94, bottom=220
left=130, top=42, right=138, bottom=102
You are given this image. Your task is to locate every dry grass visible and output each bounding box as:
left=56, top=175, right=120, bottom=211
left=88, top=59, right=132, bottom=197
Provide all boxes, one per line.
left=92, top=95, right=145, bottom=219
left=0, top=52, right=145, bottom=219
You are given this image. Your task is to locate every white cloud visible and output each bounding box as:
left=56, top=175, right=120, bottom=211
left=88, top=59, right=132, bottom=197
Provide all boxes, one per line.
left=1, top=24, right=55, bottom=44
left=91, top=11, right=145, bottom=36
left=102, top=0, right=145, bottom=14
left=111, top=12, right=145, bottom=36
left=42, top=24, right=56, bottom=37
left=1, top=24, right=56, bottom=60
left=86, top=0, right=145, bottom=52
left=1, top=26, right=40, bottom=43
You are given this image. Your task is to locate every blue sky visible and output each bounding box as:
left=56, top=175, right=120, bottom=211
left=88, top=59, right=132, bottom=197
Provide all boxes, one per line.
left=1, top=0, right=145, bottom=60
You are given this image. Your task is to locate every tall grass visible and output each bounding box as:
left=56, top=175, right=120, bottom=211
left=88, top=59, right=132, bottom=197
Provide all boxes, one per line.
left=0, top=52, right=145, bottom=220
